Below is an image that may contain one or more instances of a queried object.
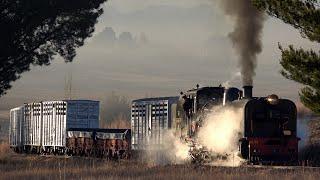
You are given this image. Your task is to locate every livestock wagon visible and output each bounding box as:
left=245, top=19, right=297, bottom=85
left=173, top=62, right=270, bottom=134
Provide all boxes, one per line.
left=9, top=100, right=100, bottom=154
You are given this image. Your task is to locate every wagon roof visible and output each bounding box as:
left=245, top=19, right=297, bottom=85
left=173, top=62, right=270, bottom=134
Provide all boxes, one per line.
left=132, top=96, right=179, bottom=103
left=67, top=128, right=130, bottom=134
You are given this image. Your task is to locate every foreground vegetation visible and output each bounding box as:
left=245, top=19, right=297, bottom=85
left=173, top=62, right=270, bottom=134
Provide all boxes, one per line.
left=0, top=143, right=320, bottom=180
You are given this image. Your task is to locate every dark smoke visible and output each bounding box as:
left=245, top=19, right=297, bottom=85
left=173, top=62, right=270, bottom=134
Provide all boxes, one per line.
left=216, top=0, right=265, bottom=86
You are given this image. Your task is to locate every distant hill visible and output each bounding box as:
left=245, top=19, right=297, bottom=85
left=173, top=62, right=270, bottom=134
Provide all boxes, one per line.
left=93, top=27, right=117, bottom=46
left=92, top=27, right=148, bottom=48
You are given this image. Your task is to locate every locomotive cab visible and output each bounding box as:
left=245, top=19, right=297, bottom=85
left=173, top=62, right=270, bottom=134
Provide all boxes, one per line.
left=176, top=86, right=242, bottom=139
left=176, top=86, right=224, bottom=138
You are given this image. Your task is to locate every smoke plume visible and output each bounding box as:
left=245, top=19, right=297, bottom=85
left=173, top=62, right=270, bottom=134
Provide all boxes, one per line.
left=215, top=0, right=266, bottom=86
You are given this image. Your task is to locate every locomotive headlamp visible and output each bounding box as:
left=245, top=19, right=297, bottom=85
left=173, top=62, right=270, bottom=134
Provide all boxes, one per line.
left=283, top=130, right=292, bottom=136
left=266, top=94, right=279, bottom=105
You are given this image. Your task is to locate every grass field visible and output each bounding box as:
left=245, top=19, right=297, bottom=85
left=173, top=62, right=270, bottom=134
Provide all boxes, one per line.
left=1, top=143, right=320, bottom=180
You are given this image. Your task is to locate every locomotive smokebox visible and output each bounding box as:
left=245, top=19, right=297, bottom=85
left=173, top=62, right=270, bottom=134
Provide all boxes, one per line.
left=243, top=86, right=253, bottom=99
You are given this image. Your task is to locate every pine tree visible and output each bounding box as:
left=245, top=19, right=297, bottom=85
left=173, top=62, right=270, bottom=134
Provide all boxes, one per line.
left=0, top=0, right=107, bottom=96
left=252, top=0, right=320, bottom=114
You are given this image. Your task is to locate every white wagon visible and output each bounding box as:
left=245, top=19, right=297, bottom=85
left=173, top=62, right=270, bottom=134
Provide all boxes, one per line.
left=9, top=100, right=100, bottom=154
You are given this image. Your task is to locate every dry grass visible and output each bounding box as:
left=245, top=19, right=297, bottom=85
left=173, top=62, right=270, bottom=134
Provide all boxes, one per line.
left=1, top=144, right=320, bottom=180
left=0, top=142, right=11, bottom=163
left=0, top=142, right=10, bottom=155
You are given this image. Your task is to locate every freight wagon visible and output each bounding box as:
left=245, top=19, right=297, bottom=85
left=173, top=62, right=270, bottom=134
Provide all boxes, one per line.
left=131, top=97, right=179, bottom=150
left=66, top=128, right=131, bottom=159
left=9, top=100, right=100, bottom=154
left=9, top=106, right=24, bottom=152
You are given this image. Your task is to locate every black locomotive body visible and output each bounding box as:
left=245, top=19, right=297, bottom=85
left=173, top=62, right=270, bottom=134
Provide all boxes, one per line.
left=239, top=97, right=299, bottom=164
left=177, top=85, right=299, bottom=164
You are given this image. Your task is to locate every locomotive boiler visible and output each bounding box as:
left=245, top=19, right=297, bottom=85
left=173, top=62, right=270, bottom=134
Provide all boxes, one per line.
left=176, top=85, right=299, bottom=164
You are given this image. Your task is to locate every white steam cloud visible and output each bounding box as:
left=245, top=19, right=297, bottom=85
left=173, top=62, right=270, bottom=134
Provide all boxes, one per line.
left=296, top=103, right=313, bottom=149
left=144, top=106, right=247, bottom=167
left=198, top=105, right=246, bottom=166
left=222, top=72, right=241, bottom=88
left=144, top=130, right=190, bottom=165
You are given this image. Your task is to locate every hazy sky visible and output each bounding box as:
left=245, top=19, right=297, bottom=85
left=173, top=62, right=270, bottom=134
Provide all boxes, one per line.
left=1, top=0, right=319, bottom=114
left=104, top=0, right=213, bottom=13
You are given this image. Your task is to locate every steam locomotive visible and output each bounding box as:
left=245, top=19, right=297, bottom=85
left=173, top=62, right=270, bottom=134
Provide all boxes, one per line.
left=176, top=85, right=299, bottom=164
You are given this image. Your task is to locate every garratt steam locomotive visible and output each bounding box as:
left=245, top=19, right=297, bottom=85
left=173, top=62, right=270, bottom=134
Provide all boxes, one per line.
left=176, top=85, right=299, bottom=164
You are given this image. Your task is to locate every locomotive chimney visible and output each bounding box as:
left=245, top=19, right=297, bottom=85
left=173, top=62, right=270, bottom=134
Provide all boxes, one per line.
left=243, top=86, right=253, bottom=99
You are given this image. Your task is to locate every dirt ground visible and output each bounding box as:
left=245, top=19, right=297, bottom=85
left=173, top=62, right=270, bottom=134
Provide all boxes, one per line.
left=1, top=145, right=320, bottom=180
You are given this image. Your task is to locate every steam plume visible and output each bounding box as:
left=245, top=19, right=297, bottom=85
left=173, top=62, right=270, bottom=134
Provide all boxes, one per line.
left=216, top=0, right=266, bottom=86
left=198, top=105, right=246, bottom=166
left=144, top=130, right=190, bottom=165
